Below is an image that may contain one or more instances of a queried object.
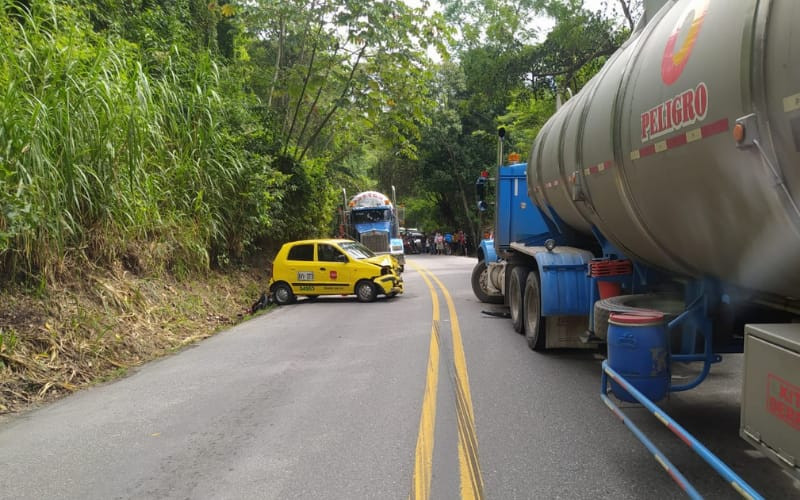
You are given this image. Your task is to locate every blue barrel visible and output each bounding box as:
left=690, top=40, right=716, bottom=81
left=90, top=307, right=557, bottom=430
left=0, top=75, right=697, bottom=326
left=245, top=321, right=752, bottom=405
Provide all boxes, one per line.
left=607, top=312, right=670, bottom=403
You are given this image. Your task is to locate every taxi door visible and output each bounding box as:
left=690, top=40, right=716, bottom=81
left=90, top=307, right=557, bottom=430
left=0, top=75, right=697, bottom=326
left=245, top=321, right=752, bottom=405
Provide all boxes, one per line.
left=285, top=242, right=318, bottom=294
left=316, top=243, right=352, bottom=294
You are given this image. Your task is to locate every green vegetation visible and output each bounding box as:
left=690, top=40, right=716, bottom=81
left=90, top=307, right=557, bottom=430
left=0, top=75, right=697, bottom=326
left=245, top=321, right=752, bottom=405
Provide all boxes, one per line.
left=0, top=0, right=448, bottom=282
left=391, top=0, right=634, bottom=243
left=0, top=0, right=641, bottom=411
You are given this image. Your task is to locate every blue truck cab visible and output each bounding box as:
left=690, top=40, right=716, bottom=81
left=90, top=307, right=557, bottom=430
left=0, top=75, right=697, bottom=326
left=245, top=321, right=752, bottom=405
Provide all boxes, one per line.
left=343, top=190, right=405, bottom=271
left=473, top=163, right=558, bottom=304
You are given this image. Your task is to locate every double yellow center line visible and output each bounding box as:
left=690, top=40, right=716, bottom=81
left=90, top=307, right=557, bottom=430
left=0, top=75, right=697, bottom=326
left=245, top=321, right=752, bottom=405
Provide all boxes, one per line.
left=410, top=263, right=484, bottom=500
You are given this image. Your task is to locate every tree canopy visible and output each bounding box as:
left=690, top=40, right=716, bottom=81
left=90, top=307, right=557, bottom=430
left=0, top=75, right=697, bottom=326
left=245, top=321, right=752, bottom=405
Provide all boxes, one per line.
left=0, top=0, right=641, bottom=283
left=392, top=0, right=637, bottom=243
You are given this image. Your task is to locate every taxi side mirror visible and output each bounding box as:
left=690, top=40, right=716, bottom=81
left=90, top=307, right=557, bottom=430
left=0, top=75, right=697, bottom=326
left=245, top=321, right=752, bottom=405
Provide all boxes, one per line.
left=336, top=254, right=348, bottom=263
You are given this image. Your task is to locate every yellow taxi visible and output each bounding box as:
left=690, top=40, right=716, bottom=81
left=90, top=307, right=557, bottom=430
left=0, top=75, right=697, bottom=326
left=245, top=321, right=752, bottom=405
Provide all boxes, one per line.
left=268, top=239, right=404, bottom=305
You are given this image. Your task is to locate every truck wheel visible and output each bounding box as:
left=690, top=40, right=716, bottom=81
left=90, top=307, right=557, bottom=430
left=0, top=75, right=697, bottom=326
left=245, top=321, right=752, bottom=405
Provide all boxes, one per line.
left=356, top=280, right=377, bottom=302
left=523, top=272, right=547, bottom=350
left=471, top=261, right=503, bottom=304
left=509, top=266, right=530, bottom=334
left=593, top=294, right=684, bottom=340
left=272, top=283, right=296, bottom=306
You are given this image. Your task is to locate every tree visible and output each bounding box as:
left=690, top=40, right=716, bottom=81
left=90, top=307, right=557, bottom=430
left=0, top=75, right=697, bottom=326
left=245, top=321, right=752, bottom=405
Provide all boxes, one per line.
left=439, top=0, right=544, bottom=50
left=232, top=0, right=451, bottom=239
left=381, top=0, right=632, bottom=247
left=240, top=0, right=448, bottom=160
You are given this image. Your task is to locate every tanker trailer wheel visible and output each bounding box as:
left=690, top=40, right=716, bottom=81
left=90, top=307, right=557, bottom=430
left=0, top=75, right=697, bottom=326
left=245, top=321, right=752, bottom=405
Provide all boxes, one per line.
left=471, top=261, right=503, bottom=304
left=508, top=266, right=530, bottom=334
left=523, top=272, right=546, bottom=351
left=593, top=294, right=685, bottom=341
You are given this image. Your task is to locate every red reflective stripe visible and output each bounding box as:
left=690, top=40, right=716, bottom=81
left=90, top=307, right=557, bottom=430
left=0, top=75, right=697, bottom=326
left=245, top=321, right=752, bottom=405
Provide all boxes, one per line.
left=700, top=118, right=729, bottom=138
left=633, top=117, right=729, bottom=159
left=639, top=144, right=657, bottom=158
left=668, top=422, right=694, bottom=448
left=666, top=134, right=687, bottom=149
left=585, top=161, right=617, bottom=176
left=667, top=468, right=688, bottom=493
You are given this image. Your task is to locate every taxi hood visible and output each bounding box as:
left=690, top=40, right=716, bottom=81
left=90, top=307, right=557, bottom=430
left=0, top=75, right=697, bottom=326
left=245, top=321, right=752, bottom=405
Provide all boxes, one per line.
left=364, top=254, right=399, bottom=270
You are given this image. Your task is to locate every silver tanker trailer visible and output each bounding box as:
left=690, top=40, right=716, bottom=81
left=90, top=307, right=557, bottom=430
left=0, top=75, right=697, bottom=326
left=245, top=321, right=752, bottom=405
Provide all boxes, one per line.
left=473, top=0, right=800, bottom=496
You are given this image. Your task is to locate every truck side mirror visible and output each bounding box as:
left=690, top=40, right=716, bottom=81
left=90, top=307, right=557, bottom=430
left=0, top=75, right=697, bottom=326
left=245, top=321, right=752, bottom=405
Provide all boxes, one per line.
left=476, top=176, right=488, bottom=212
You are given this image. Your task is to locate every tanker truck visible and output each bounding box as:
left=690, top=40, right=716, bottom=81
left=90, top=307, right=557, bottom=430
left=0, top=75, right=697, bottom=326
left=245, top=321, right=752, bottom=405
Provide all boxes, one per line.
left=472, top=0, right=800, bottom=495
left=339, top=188, right=405, bottom=271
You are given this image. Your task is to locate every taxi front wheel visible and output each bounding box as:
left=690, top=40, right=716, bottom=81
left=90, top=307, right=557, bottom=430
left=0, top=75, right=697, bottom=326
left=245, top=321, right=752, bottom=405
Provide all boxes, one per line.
left=272, top=283, right=296, bottom=305
left=356, top=280, right=377, bottom=302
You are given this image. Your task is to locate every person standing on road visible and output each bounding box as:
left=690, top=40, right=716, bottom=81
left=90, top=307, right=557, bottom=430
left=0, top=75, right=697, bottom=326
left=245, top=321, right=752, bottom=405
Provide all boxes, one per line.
left=435, top=231, right=444, bottom=255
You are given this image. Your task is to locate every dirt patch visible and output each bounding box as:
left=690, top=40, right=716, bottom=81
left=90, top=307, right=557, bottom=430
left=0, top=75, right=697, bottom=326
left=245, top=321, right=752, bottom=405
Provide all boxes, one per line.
left=0, top=261, right=273, bottom=414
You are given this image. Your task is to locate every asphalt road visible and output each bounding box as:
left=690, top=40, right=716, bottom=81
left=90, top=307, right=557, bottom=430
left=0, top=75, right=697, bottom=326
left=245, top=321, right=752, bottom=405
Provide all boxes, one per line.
left=0, top=254, right=798, bottom=499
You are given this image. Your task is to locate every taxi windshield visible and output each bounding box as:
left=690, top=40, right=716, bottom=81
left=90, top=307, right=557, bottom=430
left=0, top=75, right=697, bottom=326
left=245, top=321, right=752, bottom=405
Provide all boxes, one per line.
left=339, top=241, right=376, bottom=260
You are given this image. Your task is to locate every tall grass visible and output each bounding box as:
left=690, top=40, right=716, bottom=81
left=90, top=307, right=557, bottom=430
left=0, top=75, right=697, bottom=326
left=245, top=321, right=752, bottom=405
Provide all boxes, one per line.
left=0, top=1, right=286, bottom=283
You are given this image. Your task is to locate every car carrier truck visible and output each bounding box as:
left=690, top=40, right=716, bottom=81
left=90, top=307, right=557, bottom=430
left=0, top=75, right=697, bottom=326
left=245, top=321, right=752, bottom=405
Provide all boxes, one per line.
left=472, top=0, right=800, bottom=496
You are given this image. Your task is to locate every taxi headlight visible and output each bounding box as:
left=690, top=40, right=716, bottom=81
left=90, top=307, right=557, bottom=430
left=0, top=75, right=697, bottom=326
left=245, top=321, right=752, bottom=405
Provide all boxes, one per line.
left=381, top=266, right=391, bottom=276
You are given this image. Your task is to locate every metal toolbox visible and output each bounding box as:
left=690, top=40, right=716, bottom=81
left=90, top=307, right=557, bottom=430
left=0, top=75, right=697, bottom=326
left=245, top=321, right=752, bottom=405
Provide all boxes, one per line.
left=741, top=324, right=800, bottom=478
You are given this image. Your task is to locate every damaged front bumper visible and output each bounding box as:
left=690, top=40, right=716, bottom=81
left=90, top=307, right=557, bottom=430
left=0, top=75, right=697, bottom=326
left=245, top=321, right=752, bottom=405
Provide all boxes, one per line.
left=375, top=274, right=404, bottom=295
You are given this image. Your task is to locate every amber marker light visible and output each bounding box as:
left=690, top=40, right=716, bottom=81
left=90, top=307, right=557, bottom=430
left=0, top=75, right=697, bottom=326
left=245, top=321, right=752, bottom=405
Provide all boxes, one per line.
left=733, top=122, right=745, bottom=143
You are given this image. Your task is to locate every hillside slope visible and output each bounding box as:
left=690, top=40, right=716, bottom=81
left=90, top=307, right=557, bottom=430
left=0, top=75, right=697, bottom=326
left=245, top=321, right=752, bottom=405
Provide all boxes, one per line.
left=0, top=262, right=271, bottom=414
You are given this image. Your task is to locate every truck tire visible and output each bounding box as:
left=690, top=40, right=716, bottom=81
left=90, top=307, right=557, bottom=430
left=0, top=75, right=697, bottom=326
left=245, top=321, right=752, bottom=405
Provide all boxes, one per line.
left=509, top=266, right=530, bottom=334
left=523, top=272, right=547, bottom=350
left=471, top=261, right=503, bottom=304
left=593, top=294, right=684, bottom=340
left=356, top=280, right=377, bottom=302
left=272, top=282, right=296, bottom=306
